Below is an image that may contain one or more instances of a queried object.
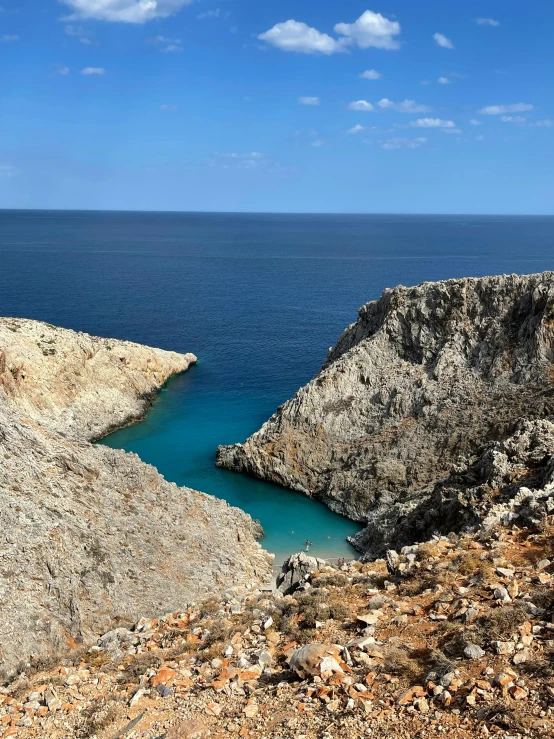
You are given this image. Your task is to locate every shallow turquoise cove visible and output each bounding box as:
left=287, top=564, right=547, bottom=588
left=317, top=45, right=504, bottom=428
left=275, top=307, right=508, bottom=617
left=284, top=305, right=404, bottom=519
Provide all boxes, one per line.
left=102, top=364, right=360, bottom=565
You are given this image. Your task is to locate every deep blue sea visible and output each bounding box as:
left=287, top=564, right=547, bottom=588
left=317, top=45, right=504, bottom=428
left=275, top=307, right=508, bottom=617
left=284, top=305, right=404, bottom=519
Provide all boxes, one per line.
left=1, top=210, right=554, bottom=563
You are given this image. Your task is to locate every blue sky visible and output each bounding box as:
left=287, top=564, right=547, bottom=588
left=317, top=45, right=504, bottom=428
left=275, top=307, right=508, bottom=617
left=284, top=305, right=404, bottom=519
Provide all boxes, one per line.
left=1, top=1, right=553, bottom=213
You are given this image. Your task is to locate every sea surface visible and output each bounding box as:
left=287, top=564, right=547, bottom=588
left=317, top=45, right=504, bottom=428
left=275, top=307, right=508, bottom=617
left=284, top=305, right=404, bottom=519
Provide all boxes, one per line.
left=1, top=210, right=554, bottom=564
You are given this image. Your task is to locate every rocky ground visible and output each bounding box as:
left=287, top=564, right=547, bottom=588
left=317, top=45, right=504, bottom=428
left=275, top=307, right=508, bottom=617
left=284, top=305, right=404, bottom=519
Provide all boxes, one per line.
left=217, top=272, right=554, bottom=558
left=0, top=318, right=273, bottom=680
left=1, top=517, right=553, bottom=739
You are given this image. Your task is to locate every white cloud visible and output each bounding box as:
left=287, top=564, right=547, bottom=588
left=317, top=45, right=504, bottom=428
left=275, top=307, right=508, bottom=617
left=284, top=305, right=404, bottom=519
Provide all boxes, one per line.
left=218, top=152, right=263, bottom=159
left=479, top=103, right=533, bottom=115
left=147, top=34, right=183, bottom=52
left=258, top=20, right=344, bottom=55
left=298, top=96, right=320, bottom=106
left=469, top=118, right=482, bottom=126
left=64, top=24, right=92, bottom=43
left=1, top=34, right=19, bottom=42
left=360, top=69, right=381, bottom=80
left=197, top=8, right=220, bottom=19
left=81, top=66, right=105, bottom=75
left=381, top=137, right=427, bottom=150
left=475, top=135, right=485, bottom=141
left=348, top=124, right=378, bottom=135
left=476, top=18, right=500, bottom=27
left=258, top=10, right=401, bottom=55
left=57, top=65, right=70, bottom=75
left=334, top=10, right=401, bottom=50
left=60, top=0, right=193, bottom=23
left=160, top=104, right=177, bottom=110
left=0, top=164, right=15, bottom=177
left=148, top=34, right=181, bottom=44
left=420, top=79, right=431, bottom=85
left=409, top=118, right=456, bottom=129
left=501, top=115, right=526, bottom=123
left=311, top=140, right=324, bottom=148
left=378, top=98, right=432, bottom=113
left=433, top=32, right=454, bottom=49
left=348, top=100, right=375, bottom=112
left=214, top=151, right=269, bottom=170
left=438, top=76, right=451, bottom=84
left=532, top=119, right=553, bottom=128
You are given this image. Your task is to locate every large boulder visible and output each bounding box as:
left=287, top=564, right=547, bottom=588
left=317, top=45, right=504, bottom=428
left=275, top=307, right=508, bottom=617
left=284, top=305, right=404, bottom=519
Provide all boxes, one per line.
left=277, top=551, right=327, bottom=594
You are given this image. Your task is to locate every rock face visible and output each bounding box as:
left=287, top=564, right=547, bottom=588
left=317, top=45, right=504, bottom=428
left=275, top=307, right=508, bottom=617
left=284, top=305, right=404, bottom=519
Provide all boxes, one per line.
left=0, top=318, right=197, bottom=441
left=276, top=551, right=327, bottom=595
left=217, top=273, right=554, bottom=553
left=0, top=318, right=273, bottom=679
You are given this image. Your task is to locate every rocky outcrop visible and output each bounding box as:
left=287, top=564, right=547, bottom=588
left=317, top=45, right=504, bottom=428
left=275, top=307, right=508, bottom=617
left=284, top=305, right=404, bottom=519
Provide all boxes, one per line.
left=351, top=417, right=554, bottom=557
left=217, top=272, right=554, bottom=554
left=0, top=317, right=198, bottom=441
left=0, top=318, right=273, bottom=679
left=276, top=551, right=327, bottom=594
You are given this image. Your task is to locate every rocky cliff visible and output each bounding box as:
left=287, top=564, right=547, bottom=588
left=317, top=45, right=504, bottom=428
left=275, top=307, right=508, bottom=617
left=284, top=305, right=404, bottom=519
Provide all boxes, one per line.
left=217, top=272, right=554, bottom=553
left=0, top=319, right=272, bottom=679
left=0, top=318, right=197, bottom=441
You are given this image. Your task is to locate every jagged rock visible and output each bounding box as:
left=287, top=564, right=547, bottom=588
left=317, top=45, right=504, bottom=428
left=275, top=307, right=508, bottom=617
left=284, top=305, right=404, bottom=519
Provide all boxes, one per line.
left=493, top=641, right=516, bottom=656
left=289, top=644, right=342, bottom=679
left=464, top=644, right=485, bottom=660
left=276, top=551, right=326, bottom=594
left=217, top=273, right=554, bottom=556
left=0, top=318, right=273, bottom=679
left=96, top=628, right=139, bottom=654
left=167, top=719, right=211, bottom=739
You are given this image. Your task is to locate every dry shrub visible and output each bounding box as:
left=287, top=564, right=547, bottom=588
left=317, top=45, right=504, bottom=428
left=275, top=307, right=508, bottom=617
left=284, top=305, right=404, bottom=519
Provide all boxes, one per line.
left=203, top=618, right=232, bottom=648
left=437, top=622, right=484, bottom=656
left=399, top=572, right=439, bottom=597
left=117, top=652, right=161, bottom=684
left=426, top=648, right=455, bottom=679
left=74, top=700, right=118, bottom=738
left=455, top=551, right=494, bottom=582
left=477, top=604, right=528, bottom=642
left=312, top=574, right=348, bottom=588
left=417, top=543, right=440, bottom=562
left=200, top=599, right=223, bottom=618
left=382, top=647, right=422, bottom=684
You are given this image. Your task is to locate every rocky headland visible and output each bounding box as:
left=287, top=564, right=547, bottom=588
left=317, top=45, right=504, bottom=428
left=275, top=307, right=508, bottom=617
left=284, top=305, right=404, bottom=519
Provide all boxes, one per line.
left=0, top=318, right=273, bottom=680
left=217, top=272, right=554, bottom=556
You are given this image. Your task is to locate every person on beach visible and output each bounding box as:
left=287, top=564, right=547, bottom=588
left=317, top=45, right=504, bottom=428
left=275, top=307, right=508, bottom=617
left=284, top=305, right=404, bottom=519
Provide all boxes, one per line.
left=305, top=540, right=313, bottom=551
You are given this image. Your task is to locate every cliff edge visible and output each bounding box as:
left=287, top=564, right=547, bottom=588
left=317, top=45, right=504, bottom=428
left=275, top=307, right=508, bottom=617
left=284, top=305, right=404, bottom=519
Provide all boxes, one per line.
left=0, top=319, right=272, bottom=678
left=217, top=272, right=554, bottom=553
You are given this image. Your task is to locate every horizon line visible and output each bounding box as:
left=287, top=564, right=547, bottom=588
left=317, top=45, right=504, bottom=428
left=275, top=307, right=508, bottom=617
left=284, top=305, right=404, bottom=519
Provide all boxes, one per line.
left=1, top=208, right=554, bottom=218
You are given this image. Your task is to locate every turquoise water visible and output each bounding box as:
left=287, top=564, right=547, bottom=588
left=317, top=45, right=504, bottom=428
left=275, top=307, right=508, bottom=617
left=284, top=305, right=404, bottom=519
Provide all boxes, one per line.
left=2, top=211, right=554, bottom=563
left=102, top=366, right=360, bottom=563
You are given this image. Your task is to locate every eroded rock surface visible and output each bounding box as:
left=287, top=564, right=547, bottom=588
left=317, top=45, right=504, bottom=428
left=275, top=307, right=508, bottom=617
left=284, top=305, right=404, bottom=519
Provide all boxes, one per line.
left=217, top=273, right=554, bottom=553
left=0, top=318, right=197, bottom=441
left=0, top=318, right=272, bottom=678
